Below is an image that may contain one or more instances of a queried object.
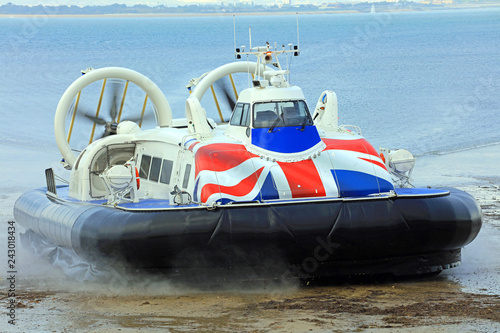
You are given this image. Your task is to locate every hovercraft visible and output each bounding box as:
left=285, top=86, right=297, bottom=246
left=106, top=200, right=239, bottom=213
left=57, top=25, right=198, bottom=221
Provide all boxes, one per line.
left=14, top=40, right=481, bottom=280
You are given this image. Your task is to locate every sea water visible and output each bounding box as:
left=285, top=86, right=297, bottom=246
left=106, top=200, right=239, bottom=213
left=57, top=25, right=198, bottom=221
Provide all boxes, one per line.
left=0, top=8, right=500, bottom=306
left=0, top=8, right=499, bottom=158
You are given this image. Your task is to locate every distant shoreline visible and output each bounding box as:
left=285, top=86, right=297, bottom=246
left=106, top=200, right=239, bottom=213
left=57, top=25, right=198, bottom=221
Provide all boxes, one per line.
left=0, top=4, right=499, bottom=19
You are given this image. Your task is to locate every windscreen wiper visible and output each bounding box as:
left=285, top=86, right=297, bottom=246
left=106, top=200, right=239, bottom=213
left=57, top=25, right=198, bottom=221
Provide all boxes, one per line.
left=300, top=117, right=309, bottom=131
left=268, top=113, right=283, bottom=133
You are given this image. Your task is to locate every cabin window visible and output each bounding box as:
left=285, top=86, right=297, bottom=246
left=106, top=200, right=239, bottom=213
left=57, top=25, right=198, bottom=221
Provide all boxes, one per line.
left=139, top=155, right=151, bottom=179
left=149, top=157, right=162, bottom=182
left=253, top=100, right=313, bottom=128
left=182, top=164, right=192, bottom=189
left=230, top=103, right=251, bottom=126
left=160, top=159, right=173, bottom=185
left=241, top=104, right=251, bottom=126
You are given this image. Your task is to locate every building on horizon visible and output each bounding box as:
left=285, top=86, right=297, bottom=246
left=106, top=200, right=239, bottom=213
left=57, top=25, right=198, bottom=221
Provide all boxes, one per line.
left=419, top=0, right=454, bottom=4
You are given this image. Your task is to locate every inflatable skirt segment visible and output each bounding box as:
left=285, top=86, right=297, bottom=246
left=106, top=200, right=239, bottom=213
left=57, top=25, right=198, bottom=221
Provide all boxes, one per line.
left=14, top=187, right=482, bottom=278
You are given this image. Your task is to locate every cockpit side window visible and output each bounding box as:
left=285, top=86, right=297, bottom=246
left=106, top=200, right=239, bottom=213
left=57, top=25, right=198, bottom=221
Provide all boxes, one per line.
left=241, top=104, right=251, bottom=126
left=230, top=103, right=250, bottom=126
left=253, top=100, right=313, bottom=128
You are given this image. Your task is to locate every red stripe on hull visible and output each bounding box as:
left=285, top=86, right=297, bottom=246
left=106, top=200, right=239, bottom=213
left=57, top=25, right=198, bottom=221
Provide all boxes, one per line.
left=195, top=143, right=258, bottom=177
left=200, top=167, right=264, bottom=202
left=358, top=157, right=388, bottom=171
left=322, top=138, right=380, bottom=158
left=277, top=160, right=326, bottom=198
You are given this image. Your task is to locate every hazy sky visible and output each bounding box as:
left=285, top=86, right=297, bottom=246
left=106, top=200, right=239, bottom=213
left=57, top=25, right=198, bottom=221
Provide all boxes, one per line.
left=2, top=1, right=180, bottom=5
left=0, top=0, right=327, bottom=5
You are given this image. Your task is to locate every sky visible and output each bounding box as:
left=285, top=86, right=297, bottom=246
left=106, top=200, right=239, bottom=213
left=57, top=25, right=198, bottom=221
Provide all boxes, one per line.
left=0, top=0, right=329, bottom=6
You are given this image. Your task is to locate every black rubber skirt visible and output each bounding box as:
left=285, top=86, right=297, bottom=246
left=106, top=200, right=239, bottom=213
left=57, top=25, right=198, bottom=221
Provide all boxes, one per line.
left=14, top=187, right=482, bottom=277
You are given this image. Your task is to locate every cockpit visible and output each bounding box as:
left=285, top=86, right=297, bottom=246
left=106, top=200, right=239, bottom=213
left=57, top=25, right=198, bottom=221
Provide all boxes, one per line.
left=230, top=100, right=313, bottom=129
left=228, top=98, right=321, bottom=155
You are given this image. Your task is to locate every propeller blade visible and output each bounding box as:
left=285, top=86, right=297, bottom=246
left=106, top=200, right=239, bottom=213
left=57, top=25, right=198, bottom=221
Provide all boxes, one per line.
left=214, top=77, right=236, bottom=112
left=83, top=113, right=107, bottom=125
left=107, top=79, right=125, bottom=122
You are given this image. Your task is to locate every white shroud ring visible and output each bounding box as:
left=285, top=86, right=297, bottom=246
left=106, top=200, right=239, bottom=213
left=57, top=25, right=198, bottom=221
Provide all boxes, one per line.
left=54, top=67, right=172, bottom=168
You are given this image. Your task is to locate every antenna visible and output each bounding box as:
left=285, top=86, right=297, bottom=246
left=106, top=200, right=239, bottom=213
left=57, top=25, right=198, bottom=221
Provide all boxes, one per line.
left=249, top=27, right=252, bottom=51
left=296, top=13, right=300, bottom=51
left=233, top=15, right=236, bottom=54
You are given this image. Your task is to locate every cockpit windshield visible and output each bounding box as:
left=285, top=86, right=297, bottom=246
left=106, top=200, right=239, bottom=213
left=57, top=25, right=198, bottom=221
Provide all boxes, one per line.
left=253, top=100, right=313, bottom=129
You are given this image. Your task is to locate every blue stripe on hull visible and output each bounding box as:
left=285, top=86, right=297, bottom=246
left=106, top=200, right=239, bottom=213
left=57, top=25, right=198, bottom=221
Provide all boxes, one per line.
left=253, top=172, right=280, bottom=201
left=333, top=169, right=394, bottom=197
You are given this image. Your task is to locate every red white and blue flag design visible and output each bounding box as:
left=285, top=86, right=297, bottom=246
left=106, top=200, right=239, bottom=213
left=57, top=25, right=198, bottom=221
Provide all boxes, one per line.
left=191, top=138, right=393, bottom=204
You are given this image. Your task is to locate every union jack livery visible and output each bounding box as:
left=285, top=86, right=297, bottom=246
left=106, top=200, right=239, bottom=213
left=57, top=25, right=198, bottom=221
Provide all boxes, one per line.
left=192, top=137, right=394, bottom=205
left=14, top=37, right=481, bottom=280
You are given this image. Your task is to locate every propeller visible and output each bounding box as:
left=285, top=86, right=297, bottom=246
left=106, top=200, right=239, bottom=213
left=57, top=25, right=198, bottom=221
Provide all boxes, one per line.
left=67, top=79, right=155, bottom=141
left=76, top=79, right=123, bottom=138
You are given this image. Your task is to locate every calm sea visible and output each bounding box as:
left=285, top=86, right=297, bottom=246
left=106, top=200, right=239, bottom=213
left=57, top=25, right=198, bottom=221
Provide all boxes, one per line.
left=1, top=8, right=499, bottom=156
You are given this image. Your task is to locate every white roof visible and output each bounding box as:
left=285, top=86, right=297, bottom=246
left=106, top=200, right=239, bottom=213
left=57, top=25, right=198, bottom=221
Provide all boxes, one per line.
left=237, top=85, right=306, bottom=104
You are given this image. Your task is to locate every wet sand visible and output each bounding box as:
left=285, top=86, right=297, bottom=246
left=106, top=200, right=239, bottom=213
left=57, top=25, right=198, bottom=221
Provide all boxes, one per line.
left=2, top=146, right=500, bottom=332
left=2, top=266, right=500, bottom=332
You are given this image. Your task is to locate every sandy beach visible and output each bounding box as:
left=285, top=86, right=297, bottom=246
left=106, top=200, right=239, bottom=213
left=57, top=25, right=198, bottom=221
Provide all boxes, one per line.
left=1, top=143, right=499, bottom=332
